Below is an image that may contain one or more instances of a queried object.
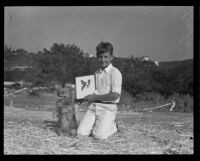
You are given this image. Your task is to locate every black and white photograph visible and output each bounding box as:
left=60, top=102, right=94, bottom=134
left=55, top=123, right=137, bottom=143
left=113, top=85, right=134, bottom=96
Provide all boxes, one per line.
left=4, top=6, right=195, bottom=155
left=75, top=75, right=95, bottom=99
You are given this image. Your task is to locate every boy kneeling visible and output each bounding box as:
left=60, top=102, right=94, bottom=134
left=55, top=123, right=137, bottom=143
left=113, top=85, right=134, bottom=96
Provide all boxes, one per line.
left=77, top=42, right=122, bottom=140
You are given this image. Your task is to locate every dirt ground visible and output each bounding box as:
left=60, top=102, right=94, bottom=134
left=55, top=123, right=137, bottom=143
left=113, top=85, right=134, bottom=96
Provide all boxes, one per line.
left=4, top=106, right=193, bottom=154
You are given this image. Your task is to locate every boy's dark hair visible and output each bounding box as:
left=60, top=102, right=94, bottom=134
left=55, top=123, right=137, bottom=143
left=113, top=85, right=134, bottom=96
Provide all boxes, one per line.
left=96, top=42, right=113, bottom=56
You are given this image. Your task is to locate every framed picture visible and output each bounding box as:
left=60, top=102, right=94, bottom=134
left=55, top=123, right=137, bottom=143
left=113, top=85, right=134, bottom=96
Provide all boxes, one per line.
left=75, top=75, right=96, bottom=99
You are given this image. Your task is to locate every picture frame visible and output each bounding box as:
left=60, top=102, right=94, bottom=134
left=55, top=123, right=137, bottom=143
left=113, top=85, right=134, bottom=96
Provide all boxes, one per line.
left=75, top=75, right=96, bottom=99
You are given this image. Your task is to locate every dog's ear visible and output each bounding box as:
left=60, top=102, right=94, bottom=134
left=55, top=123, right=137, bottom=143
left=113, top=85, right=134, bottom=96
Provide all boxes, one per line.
left=55, top=84, right=63, bottom=96
left=69, top=88, right=76, bottom=103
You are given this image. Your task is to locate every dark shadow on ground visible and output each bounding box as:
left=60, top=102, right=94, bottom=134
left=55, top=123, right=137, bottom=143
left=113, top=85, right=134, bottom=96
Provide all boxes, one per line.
left=43, top=120, right=58, bottom=127
left=43, top=120, right=59, bottom=135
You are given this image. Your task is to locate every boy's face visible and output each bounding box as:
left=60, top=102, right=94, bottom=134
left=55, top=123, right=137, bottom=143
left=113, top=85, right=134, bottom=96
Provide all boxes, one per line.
left=97, top=51, right=113, bottom=69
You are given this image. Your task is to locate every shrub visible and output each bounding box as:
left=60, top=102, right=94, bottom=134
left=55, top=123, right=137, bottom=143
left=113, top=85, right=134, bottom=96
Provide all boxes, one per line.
left=135, top=92, right=165, bottom=104
left=167, top=93, right=193, bottom=112
left=27, top=90, right=41, bottom=97
left=119, top=90, right=135, bottom=104
left=118, top=89, right=135, bottom=111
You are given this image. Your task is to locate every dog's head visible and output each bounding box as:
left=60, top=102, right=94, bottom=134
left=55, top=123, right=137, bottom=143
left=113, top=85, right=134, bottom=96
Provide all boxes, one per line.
left=55, top=84, right=76, bottom=105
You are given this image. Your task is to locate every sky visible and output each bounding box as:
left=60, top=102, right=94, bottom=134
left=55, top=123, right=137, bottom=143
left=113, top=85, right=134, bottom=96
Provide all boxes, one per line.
left=4, top=6, right=193, bottom=61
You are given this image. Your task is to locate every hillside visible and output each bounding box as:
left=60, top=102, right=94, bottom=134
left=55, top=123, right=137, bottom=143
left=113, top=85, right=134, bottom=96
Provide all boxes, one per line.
left=4, top=44, right=193, bottom=98
left=4, top=50, right=193, bottom=74
left=158, top=59, right=193, bottom=70
left=113, top=57, right=193, bottom=69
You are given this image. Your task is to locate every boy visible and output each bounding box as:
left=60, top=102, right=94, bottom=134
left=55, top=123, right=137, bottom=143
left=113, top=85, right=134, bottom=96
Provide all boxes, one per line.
left=77, top=42, right=122, bottom=140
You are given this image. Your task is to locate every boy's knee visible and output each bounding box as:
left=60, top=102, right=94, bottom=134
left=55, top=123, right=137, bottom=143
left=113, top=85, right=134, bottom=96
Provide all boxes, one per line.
left=77, top=127, right=87, bottom=136
left=92, top=131, right=109, bottom=140
left=92, top=125, right=118, bottom=140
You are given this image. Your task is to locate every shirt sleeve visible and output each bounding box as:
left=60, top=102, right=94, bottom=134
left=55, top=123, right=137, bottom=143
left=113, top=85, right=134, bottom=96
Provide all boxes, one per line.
left=111, top=69, right=122, bottom=95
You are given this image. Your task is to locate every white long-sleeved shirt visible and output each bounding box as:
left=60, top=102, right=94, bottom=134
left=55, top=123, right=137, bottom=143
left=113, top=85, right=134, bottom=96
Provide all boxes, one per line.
left=94, top=63, right=122, bottom=103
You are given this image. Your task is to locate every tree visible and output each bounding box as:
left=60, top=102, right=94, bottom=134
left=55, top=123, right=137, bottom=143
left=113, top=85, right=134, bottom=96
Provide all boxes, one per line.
left=37, top=43, right=90, bottom=86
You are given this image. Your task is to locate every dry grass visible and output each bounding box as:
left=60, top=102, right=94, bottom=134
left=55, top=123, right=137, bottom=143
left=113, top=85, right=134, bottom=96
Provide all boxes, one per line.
left=4, top=106, right=193, bottom=155
left=3, top=90, right=193, bottom=154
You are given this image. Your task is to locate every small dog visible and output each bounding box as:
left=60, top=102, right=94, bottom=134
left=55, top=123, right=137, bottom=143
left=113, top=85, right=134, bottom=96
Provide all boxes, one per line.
left=54, top=84, right=78, bottom=136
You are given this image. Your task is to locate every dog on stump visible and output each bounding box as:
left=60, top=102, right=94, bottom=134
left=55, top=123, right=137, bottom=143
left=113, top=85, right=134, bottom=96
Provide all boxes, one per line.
left=54, top=84, right=78, bottom=136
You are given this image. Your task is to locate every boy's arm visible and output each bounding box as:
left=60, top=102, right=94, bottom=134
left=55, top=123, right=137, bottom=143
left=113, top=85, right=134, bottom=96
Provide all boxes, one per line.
left=84, top=68, right=122, bottom=103
left=84, top=69, right=122, bottom=103
left=84, top=92, right=120, bottom=103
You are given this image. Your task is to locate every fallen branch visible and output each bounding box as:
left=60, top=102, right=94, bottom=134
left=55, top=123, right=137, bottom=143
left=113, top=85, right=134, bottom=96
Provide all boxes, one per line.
left=169, top=100, right=176, bottom=112
left=4, top=88, right=28, bottom=97
left=4, top=86, right=55, bottom=97
left=142, top=100, right=176, bottom=112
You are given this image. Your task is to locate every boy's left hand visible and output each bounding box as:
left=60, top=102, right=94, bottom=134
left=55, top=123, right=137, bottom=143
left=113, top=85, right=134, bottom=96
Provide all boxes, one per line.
left=84, top=94, right=96, bottom=102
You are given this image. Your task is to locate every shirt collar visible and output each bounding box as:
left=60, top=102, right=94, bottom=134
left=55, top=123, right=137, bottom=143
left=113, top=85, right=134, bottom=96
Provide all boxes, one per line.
left=100, top=63, right=113, bottom=73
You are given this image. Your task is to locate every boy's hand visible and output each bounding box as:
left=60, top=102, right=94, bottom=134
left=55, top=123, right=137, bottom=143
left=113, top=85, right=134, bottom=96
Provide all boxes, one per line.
left=84, top=94, right=96, bottom=103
